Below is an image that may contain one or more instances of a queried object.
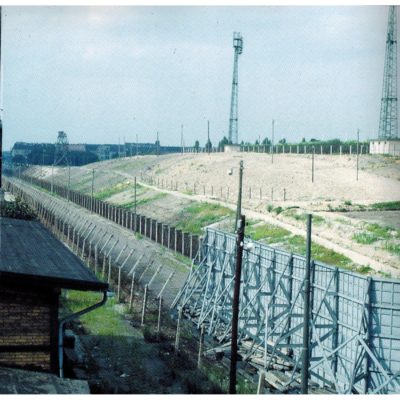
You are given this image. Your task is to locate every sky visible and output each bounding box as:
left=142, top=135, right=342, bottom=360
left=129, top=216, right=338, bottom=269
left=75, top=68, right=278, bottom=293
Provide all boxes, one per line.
left=2, top=5, right=394, bottom=150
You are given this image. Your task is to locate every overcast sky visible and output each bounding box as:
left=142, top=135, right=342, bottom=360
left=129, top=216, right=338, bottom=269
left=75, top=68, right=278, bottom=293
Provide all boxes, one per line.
left=2, top=5, right=392, bottom=150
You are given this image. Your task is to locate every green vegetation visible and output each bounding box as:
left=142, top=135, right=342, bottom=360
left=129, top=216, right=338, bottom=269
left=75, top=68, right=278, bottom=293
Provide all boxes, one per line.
left=60, top=290, right=132, bottom=337
left=355, top=265, right=374, bottom=274
left=370, top=200, right=400, bottom=211
left=353, top=223, right=394, bottom=245
left=246, top=222, right=289, bottom=243
left=94, top=181, right=135, bottom=200
left=286, top=235, right=352, bottom=269
left=120, top=192, right=167, bottom=209
left=175, top=202, right=234, bottom=235
left=283, top=209, right=325, bottom=225
left=385, top=242, right=400, bottom=256
left=245, top=221, right=356, bottom=270
left=353, top=232, right=378, bottom=245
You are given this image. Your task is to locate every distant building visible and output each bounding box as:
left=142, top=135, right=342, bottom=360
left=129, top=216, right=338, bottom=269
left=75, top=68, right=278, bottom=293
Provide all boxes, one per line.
left=224, top=144, right=241, bottom=153
left=369, top=139, right=400, bottom=156
left=68, top=143, right=86, bottom=152
left=10, top=142, right=34, bottom=162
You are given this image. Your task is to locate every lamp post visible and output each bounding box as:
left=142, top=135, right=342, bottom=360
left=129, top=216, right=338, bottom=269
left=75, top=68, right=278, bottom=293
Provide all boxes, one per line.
left=229, top=160, right=244, bottom=232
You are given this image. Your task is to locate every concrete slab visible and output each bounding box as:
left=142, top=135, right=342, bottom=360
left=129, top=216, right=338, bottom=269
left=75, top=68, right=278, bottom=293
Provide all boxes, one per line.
left=0, top=367, right=90, bottom=394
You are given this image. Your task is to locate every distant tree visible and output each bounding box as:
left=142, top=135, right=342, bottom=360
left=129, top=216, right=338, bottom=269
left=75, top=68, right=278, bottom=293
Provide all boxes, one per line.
left=194, top=140, right=200, bottom=151
left=310, top=138, right=319, bottom=142
left=218, top=136, right=230, bottom=150
left=262, top=138, right=271, bottom=145
left=301, top=137, right=306, bottom=143
left=278, top=138, right=286, bottom=144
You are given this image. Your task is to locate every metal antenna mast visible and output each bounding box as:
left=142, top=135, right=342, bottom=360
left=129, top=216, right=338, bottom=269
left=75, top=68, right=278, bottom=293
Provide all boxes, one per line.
left=228, top=32, right=243, bottom=145
left=379, top=6, right=398, bottom=140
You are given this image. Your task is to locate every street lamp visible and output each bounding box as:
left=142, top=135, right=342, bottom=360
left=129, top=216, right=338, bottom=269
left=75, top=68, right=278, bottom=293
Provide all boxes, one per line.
left=228, top=160, right=244, bottom=232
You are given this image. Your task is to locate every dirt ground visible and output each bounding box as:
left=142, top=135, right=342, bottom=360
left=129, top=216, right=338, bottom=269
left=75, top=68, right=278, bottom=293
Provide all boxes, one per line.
left=28, top=152, right=400, bottom=276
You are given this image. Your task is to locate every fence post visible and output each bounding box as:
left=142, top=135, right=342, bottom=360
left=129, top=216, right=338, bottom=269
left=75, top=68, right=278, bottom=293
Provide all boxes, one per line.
left=141, top=284, right=149, bottom=326
left=94, top=245, right=98, bottom=275
left=108, top=256, right=112, bottom=283
left=157, top=296, right=163, bottom=339
left=175, top=306, right=183, bottom=354
left=129, top=272, right=135, bottom=311
left=197, top=324, right=205, bottom=369
left=257, top=371, right=266, bottom=394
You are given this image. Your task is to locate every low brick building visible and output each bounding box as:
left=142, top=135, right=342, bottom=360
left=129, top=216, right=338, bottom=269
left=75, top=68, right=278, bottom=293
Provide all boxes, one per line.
left=0, top=217, right=108, bottom=374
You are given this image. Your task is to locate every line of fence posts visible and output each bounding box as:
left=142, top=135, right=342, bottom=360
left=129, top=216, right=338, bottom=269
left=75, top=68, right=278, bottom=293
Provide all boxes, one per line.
left=15, top=173, right=204, bottom=260
left=12, top=181, right=173, bottom=340
left=239, top=143, right=368, bottom=155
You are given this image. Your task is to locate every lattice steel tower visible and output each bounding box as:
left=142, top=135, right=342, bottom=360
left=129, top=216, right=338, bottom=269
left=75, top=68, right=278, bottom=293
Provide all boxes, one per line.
left=54, top=131, right=69, bottom=166
left=378, top=6, right=398, bottom=140
left=228, top=32, right=243, bottom=144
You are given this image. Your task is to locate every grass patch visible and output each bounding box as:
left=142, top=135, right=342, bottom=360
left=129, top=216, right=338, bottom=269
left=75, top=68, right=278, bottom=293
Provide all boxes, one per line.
left=353, top=232, right=378, bottom=245
left=94, top=181, right=135, bottom=200
left=355, top=265, right=374, bottom=274
left=60, top=290, right=132, bottom=337
left=370, top=200, right=400, bottom=211
left=120, top=192, right=167, bottom=209
left=353, top=223, right=394, bottom=245
left=283, top=210, right=325, bottom=225
left=175, top=202, right=234, bottom=235
left=286, top=235, right=352, bottom=269
left=246, top=222, right=290, bottom=243
left=384, top=242, right=400, bottom=256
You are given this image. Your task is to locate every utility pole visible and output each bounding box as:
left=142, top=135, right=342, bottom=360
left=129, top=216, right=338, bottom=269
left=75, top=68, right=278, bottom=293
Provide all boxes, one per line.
left=234, top=160, right=244, bottom=232
left=356, top=129, right=360, bottom=181
left=271, top=119, right=275, bottom=164
left=91, top=168, right=95, bottom=212
left=134, top=176, right=137, bottom=215
left=229, top=214, right=246, bottom=395
left=301, top=214, right=313, bottom=394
